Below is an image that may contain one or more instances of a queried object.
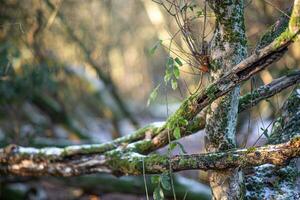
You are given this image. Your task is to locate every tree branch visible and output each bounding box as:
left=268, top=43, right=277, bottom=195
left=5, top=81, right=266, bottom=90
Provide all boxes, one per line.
left=0, top=136, right=299, bottom=176
left=141, top=70, right=300, bottom=154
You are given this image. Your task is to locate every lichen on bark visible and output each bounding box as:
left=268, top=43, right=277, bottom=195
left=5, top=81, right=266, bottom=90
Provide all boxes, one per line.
left=205, top=1, right=248, bottom=199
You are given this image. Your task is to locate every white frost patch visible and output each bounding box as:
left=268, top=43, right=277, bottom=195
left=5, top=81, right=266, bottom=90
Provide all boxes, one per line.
left=130, top=152, right=145, bottom=158
left=18, top=147, right=39, bottom=154
left=65, top=145, right=85, bottom=152
left=296, top=89, right=300, bottom=98
left=40, top=147, right=63, bottom=156
left=151, top=121, right=165, bottom=128
left=78, top=158, right=106, bottom=167
left=64, top=167, right=72, bottom=174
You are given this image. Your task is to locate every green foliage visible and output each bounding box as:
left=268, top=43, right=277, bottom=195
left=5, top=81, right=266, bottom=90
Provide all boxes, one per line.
left=171, top=79, right=178, bottom=90
left=177, top=117, right=189, bottom=126
left=148, top=40, right=162, bottom=55
left=147, top=84, right=161, bottom=106
left=153, top=186, right=164, bottom=200
left=151, top=172, right=173, bottom=200
left=173, top=127, right=181, bottom=140
left=174, top=57, right=183, bottom=66
left=164, top=56, right=182, bottom=90
left=160, top=173, right=171, bottom=191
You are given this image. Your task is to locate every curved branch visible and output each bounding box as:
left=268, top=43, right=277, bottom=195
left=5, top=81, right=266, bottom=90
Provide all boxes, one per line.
left=119, top=70, right=300, bottom=154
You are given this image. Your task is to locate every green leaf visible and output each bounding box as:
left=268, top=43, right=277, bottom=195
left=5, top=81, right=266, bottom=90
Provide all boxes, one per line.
left=173, top=65, right=180, bottom=79
left=164, top=68, right=172, bottom=84
left=148, top=40, right=162, bottom=55
left=147, top=84, right=160, bottom=106
left=171, top=79, right=178, bottom=90
left=167, top=57, right=174, bottom=67
left=178, top=117, right=189, bottom=126
left=151, top=175, right=160, bottom=184
left=160, top=173, right=171, bottom=191
left=174, top=57, right=183, bottom=66
left=173, top=127, right=181, bottom=140
left=153, top=186, right=164, bottom=200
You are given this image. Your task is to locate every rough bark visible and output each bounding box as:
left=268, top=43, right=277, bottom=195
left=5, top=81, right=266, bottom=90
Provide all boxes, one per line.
left=203, top=1, right=300, bottom=198
left=205, top=1, right=247, bottom=199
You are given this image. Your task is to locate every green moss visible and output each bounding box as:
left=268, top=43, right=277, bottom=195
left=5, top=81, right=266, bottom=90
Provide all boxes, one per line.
left=178, top=157, right=197, bottom=168
left=210, top=0, right=247, bottom=52
left=274, top=29, right=295, bottom=48
left=106, top=151, right=169, bottom=175
left=238, top=90, right=261, bottom=110
left=105, top=150, right=142, bottom=175
left=205, top=84, right=219, bottom=100
left=134, top=140, right=153, bottom=153
left=246, top=146, right=256, bottom=154
left=289, top=2, right=300, bottom=32
left=257, top=15, right=289, bottom=49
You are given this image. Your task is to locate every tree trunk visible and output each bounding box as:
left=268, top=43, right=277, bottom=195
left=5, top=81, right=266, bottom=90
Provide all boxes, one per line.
left=205, top=1, right=247, bottom=199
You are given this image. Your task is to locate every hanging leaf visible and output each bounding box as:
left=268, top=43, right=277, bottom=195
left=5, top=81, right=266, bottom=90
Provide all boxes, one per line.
left=160, top=173, right=171, bottom=191
left=153, top=186, right=164, bottom=200
left=148, top=40, right=162, bottom=55
left=164, top=68, right=172, bottom=84
left=173, top=127, right=181, bottom=140
left=167, top=57, right=174, bottom=67
left=151, top=175, right=160, bottom=184
left=178, top=117, right=189, bottom=126
left=174, top=57, right=183, bottom=66
left=147, top=84, right=160, bottom=106
left=171, top=79, right=178, bottom=90
left=173, top=65, right=180, bottom=79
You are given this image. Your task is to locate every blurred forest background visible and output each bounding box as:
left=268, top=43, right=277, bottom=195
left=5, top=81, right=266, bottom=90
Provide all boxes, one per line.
left=0, top=0, right=299, bottom=199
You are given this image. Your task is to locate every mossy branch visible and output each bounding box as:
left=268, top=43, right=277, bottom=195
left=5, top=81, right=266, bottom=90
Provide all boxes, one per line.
left=140, top=70, right=300, bottom=154
left=0, top=136, right=299, bottom=176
